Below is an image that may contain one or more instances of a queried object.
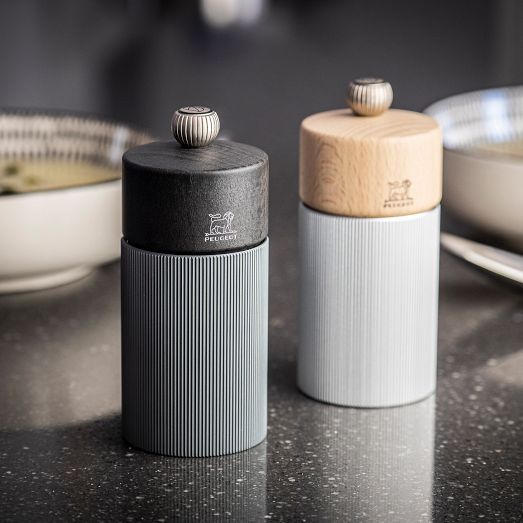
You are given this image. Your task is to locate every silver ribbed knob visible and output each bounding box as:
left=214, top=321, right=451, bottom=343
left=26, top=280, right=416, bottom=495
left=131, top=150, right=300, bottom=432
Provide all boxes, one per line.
left=347, top=78, right=393, bottom=116
left=171, top=106, right=220, bottom=148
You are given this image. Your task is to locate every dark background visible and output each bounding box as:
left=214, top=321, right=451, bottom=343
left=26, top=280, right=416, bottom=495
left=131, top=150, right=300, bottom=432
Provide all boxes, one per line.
left=1, top=0, right=522, bottom=235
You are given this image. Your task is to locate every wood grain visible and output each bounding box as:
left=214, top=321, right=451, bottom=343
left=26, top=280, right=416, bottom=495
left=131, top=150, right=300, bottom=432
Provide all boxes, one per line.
left=299, top=108, right=442, bottom=217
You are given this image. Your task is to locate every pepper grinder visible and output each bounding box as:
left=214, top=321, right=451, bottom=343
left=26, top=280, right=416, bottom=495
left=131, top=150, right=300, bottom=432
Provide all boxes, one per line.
left=298, top=79, right=442, bottom=407
left=121, top=106, right=269, bottom=456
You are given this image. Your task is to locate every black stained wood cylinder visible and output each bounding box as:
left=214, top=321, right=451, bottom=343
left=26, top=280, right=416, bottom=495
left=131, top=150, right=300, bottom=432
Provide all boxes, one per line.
left=122, top=140, right=268, bottom=254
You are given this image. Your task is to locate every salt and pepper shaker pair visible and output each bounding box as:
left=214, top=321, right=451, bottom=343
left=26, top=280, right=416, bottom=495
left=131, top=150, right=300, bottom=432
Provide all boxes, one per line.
left=121, top=80, right=442, bottom=456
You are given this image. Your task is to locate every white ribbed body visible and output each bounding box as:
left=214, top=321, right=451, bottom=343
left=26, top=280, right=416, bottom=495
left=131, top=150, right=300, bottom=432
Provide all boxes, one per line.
left=298, top=204, right=440, bottom=407
left=121, top=239, right=268, bottom=456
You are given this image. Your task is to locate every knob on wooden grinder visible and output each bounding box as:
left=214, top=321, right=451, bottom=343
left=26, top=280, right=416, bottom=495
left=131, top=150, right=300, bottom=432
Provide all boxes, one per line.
left=298, top=79, right=443, bottom=408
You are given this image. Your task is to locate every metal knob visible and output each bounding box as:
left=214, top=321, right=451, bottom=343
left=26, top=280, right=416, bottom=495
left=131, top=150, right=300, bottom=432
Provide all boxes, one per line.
left=347, top=78, right=393, bottom=116
left=171, top=106, right=220, bottom=148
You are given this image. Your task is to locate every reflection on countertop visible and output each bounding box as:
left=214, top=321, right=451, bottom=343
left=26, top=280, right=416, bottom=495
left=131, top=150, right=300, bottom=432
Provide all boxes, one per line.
left=266, top=397, right=435, bottom=521
left=1, top=246, right=523, bottom=520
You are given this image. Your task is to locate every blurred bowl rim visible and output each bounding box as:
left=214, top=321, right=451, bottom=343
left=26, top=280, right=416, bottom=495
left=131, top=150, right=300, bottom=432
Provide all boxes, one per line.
left=425, top=84, right=523, bottom=166
left=0, top=106, right=151, bottom=198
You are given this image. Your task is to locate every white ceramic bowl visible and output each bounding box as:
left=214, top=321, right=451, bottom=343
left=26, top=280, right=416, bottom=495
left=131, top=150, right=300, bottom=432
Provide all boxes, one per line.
left=425, top=86, right=523, bottom=251
left=0, top=110, right=150, bottom=293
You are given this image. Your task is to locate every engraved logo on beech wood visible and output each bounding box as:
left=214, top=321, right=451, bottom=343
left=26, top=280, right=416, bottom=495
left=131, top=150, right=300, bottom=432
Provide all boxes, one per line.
left=384, top=179, right=414, bottom=208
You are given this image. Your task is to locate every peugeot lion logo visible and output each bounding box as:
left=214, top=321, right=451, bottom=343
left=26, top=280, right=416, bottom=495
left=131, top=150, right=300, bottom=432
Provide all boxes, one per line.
left=204, top=211, right=237, bottom=242
left=384, top=179, right=414, bottom=209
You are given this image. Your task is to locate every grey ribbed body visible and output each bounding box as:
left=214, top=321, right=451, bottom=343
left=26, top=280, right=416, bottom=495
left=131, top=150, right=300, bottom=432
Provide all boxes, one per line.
left=298, top=204, right=440, bottom=407
left=121, top=239, right=268, bottom=456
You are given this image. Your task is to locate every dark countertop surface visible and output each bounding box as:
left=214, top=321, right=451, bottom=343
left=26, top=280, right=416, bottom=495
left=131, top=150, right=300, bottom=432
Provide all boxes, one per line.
left=1, top=212, right=522, bottom=521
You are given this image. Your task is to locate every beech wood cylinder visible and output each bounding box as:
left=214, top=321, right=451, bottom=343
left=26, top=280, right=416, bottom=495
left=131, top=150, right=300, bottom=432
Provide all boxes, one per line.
left=300, top=108, right=442, bottom=218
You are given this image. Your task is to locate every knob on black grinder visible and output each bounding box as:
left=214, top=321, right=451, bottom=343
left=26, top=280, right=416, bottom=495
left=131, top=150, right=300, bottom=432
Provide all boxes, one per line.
left=121, top=107, right=269, bottom=456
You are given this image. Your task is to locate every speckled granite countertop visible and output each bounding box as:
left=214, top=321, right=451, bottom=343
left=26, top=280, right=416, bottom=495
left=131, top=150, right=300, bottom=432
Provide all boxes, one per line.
left=1, top=218, right=522, bottom=521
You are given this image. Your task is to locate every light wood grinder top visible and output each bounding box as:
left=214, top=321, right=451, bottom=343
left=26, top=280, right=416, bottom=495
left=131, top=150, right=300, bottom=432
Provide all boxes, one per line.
left=300, top=78, right=442, bottom=218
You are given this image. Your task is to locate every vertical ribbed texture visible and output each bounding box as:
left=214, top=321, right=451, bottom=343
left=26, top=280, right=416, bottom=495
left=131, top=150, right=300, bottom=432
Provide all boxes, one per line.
left=121, top=239, right=268, bottom=457
left=298, top=205, right=440, bottom=407
left=347, top=79, right=393, bottom=116
left=171, top=111, right=220, bottom=148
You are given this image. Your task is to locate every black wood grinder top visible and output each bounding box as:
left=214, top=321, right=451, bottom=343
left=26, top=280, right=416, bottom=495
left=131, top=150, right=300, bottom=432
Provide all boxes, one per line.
left=122, top=109, right=268, bottom=255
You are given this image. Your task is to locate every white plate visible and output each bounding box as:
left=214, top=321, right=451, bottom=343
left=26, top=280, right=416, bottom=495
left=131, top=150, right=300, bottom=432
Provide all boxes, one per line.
left=0, top=111, right=150, bottom=293
left=425, top=86, right=523, bottom=251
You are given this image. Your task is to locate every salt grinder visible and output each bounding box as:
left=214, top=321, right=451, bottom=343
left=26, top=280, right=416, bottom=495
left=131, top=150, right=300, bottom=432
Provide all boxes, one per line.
left=298, top=79, right=442, bottom=407
left=121, top=107, right=268, bottom=456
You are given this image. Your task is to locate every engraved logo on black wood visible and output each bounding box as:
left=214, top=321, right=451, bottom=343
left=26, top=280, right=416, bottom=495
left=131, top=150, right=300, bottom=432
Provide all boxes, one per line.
left=384, top=179, right=414, bottom=208
left=204, top=211, right=237, bottom=242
